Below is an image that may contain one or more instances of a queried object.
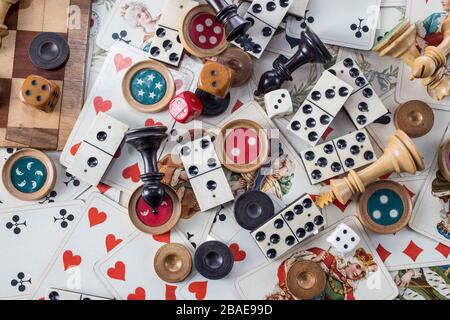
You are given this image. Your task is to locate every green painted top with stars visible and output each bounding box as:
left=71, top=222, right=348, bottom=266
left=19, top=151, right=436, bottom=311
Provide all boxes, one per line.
left=130, top=68, right=167, bottom=106
left=10, top=157, right=47, bottom=193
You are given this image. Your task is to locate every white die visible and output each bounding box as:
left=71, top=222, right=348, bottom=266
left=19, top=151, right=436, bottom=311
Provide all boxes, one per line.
left=264, top=89, right=293, bottom=119
left=327, top=223, right=360, bottom=254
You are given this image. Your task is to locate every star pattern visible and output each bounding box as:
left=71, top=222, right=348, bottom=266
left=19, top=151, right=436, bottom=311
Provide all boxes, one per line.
left=130, top=69, right=167, bottom=106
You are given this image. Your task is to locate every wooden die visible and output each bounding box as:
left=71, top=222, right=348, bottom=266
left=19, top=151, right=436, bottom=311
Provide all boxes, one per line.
left=20, top=75, right=60, bottom=113
left=169, top=91, right=203, bottom=123
left=197, top=61, right=231, bottom=99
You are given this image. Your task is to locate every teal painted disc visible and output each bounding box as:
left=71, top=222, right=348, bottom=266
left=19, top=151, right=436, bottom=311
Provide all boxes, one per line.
left=10, top=157, right=47, bottom=193
left=129, top=69, right=167, bottom=106
left=367, top=189, right=404, bottom=226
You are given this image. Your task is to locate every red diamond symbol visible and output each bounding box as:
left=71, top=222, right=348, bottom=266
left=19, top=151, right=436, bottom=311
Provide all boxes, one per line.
left=402, top=185, right=415, bottom=199
left=435, top=243, right=450, bottom=258
left=402, top=241, right=424, bottom=261
left=376, top=244, right=391, bottom=262
left=332, top=199, right=352, bottom=213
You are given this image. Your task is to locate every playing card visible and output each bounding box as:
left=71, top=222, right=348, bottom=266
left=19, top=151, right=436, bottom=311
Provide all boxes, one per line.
left=45, top=287, right=113, bottom=300
left=94, top=230, right=192, bottom=300
left=60, top=42, right=200, bottom=194
left=396, top=0, right=450, bottom=110
left=286, top=0, right=382, bottom=50
left=0, top=201, right=84, bottom=299
left=175, top=209, right=216, bottom=250
left=236, top=216, right=399, bottom=300
left=75, top=184, right=121, bottom=203
left=96, top=0, right=165, bottom=52
left=31, top=193, right=136, bottom=300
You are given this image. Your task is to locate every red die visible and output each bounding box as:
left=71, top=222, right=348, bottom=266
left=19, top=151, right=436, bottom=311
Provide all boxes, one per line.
left=169, top=91, right=203, bottom=123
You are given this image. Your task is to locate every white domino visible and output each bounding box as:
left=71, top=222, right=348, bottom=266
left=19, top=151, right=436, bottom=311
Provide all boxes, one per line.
left=252, top=194, right=326, bottom=260
left=288, top=71, right=353, bottom=146
left=46, top=288, right=112, bottom=300
left=329, top=58, right=388, bottom=129
left=179, top=135, right=234, bottom=212
left=232, top=0, right=293, bottom=58
left=264, top=89, right=293, bottom=119
left=334, top=129, right=376, bottom=172
left=326, top=223, right=360, bottom=254
left=67, top=113, right=128, bottom=187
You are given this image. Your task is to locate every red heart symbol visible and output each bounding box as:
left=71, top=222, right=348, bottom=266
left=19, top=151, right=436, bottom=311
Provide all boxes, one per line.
left=229, top=243, right=246, bottom=262
left=94, top=96, right=112, bottom=115
left=63, top=250, right=82, bottom=271
left=165, top=285, right=177, bottom=300
left=127, top=287, right=146, bottom=300
left=105, top=234, right=123, bottom=253
left=88, top=207, right=107, bottom=228
left=107, top=261, right=126, bottom=281
left=231, top=100, right=244, bottom=113
left=122, top=163, right=141, bottom=183
left=70, top=142, right=81, bottom=156
left=145, top=118, right=163, bottom=127
left=97, top=183, right=111, bottom=194
left=188, top=281, right=207, bottom=300
left=152, top=231, right=170, bottom=244
left=114, top=54, right=132, bottom=72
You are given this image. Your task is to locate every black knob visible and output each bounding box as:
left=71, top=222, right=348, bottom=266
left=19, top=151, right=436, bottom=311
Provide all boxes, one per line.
left=205, top=0, right=250, bottom=41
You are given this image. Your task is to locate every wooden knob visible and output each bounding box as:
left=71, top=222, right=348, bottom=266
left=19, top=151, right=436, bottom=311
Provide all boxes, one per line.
left=286, top=261, right=326, bottom=300
left=438, top=138, right=450, bottom=182
left=394, top=100, right=434, bottom=138
left=154, top=243, right=192, bottom=283
left=216, top=47, right=253, bottom=88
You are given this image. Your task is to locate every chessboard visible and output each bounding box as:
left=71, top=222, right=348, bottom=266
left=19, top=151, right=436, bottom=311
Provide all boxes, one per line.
left=0, top=0, right=92, bottom=150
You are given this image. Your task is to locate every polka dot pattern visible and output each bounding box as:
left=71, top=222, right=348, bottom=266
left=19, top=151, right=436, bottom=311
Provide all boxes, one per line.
left=189, top=13, right=225, bottom=50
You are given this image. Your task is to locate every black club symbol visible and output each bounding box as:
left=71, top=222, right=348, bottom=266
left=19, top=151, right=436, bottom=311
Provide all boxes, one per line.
left=39, top=190, right=58, bottom=204
left=350, top=18, right=370, bottom=38
left=6, top=215, right=27, bottom=235
left=64, top=173, right=81, bottom=188
left=112, top=30, right=131, bottom=44
left=11, top=272, right=32, bottom=292
left=54, top=209, right=75, bottom=229
left=296, top=10, right=314, bottom=29
left=187, top=232, right=197, bottom=249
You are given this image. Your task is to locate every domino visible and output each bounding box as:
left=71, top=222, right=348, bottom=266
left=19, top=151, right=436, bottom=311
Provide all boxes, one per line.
left=264, top=89, right=293, bottom=119
left=46, top=288, right=112, bottom=300
left=326, top=223, right=360, bottom=255
left=300, top=129, right=377, bottom=184
left=232, top=0, right=293, bottom=58
left=149, top=0, right=198, bottom=67
left=252, top=194, right=326, bottom=260
left=67, top=113, right=128, bottom=187
left=179, top=135, right=234, bottom=212
left=328, top=58, right=388, bottom=129
left=287, top=71, right=353, bottom=146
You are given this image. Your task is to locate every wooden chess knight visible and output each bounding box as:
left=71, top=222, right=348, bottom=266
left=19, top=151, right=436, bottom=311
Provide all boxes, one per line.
left=374, top=19, right=450, bottom=101
left=0, top=0, right=19, bottom=43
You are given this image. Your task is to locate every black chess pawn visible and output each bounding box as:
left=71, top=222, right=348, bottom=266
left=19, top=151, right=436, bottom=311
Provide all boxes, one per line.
left=125, top=126, right=168, bottom=214
left=205, top=0, right=250, bottom=41
left=255, top=27, right=332, bottom=96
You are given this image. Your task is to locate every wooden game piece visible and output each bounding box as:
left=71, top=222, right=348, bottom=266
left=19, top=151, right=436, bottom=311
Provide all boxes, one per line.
left=329, top=58, right=388, bottom=129
left=252, top=194, right=325, bottom=260
left=438, top=138, right=450, bottom=182
left=300, top=129, right=377, bottom=185
left=179, top=134, right=234, bottom=212
left=195, top=88, right=230, bottom=117
left=169, top=91, right=203, bottom=123
left=205, top=0, right=250, bottom=41
left=288, top=71, right=353, bottom=145
left=128, top=184, right=182, bottom=235
left=215, top=119, right=270, bottom=174
left=286, top=261, right=326, bottom=300
left=231, top=0, right=294, bottom=59
left=234, top=190, right=275, bottom=231
left=373, top=20, right=450, bottom=101
left=215, top=47, right=253, bottom=87
left=197, top=60, right=232, bottom=99
left=0, top=0, right=20, bottom=44
left=356, top=180, right=412, bottom=234
left=154, top=243, right=192, bottom=283
left=194, top=241, right=234, bottom=280
left=394, top=100, right=434, bottom=138
left=179, top=4, right=228, bottom=58
left=67, top=113, right=129, bottom=187
left=264, top=89, right=293, bottom=119
left=122, top=60, right=175, bottom=113
left=255, top=27, right=332, bottom=96
left=2, top=148, right=56, bottom=201
left=20, top=75, right=60, bottom=113
left=28, top=32, right=70, bottom=70
left=316, top=130, right=425, bottom=208
left=326, top=223, right=361, bottom=254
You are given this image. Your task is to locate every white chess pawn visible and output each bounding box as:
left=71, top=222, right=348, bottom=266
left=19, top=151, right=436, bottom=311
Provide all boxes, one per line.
left=0, top=0, right=20, bottom=45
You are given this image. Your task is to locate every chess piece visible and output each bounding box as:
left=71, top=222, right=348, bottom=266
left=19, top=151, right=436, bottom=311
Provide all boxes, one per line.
left=255, top=27, right=332, bottom=96
left=125, top=126, right=168, bottom=214
left=374, top=20, right=450, bottom=101
left=438, top=138, right=450, bottom=182
left=0, top=0, right=20, bottom=44
left=205, top=0, right=249, bottom=41
left=20, top=75, right=60, bottom=113
left=316, top=130, right=425, bottom=208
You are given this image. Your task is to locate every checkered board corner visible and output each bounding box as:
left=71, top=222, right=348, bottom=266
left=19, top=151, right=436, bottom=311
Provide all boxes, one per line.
left=0, top=0, right=92, bottom=150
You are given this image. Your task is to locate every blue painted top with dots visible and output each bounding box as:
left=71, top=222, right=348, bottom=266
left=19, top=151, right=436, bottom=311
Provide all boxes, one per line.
left=130, top=69, right=167, bottom=106
left=367, top=189, right=404, bottom=226
left=10, top=157, right=47, bottom=193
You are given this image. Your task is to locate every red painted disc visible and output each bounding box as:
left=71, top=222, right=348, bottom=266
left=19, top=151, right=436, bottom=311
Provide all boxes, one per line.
left=135, top=194, right=174, bottom=227
left=188, top=13, right=225, bottom=50
left=225, top=128, right=260, bottom=165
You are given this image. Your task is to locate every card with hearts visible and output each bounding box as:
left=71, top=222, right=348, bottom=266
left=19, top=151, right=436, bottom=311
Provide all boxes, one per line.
left=75, top=183, right=121, bottom=203
left=60, top=42, right=200, bottom=194
left=0, top=201, right=84, bottom=299
left=94, top=229, right=192, bottom=300
left=31, top=193, right=136, bottom=300
left=236, top=216, right=399, bottom=300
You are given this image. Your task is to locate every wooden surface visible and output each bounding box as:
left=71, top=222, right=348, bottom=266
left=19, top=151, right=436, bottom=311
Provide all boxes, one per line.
left=0, top=0, right=92, bottom=150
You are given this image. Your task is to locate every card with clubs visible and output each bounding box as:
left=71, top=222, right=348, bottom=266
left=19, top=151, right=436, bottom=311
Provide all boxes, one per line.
left=0, top=201, right=84, bottom=299
left=45, top=287, right=113, bottom=300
